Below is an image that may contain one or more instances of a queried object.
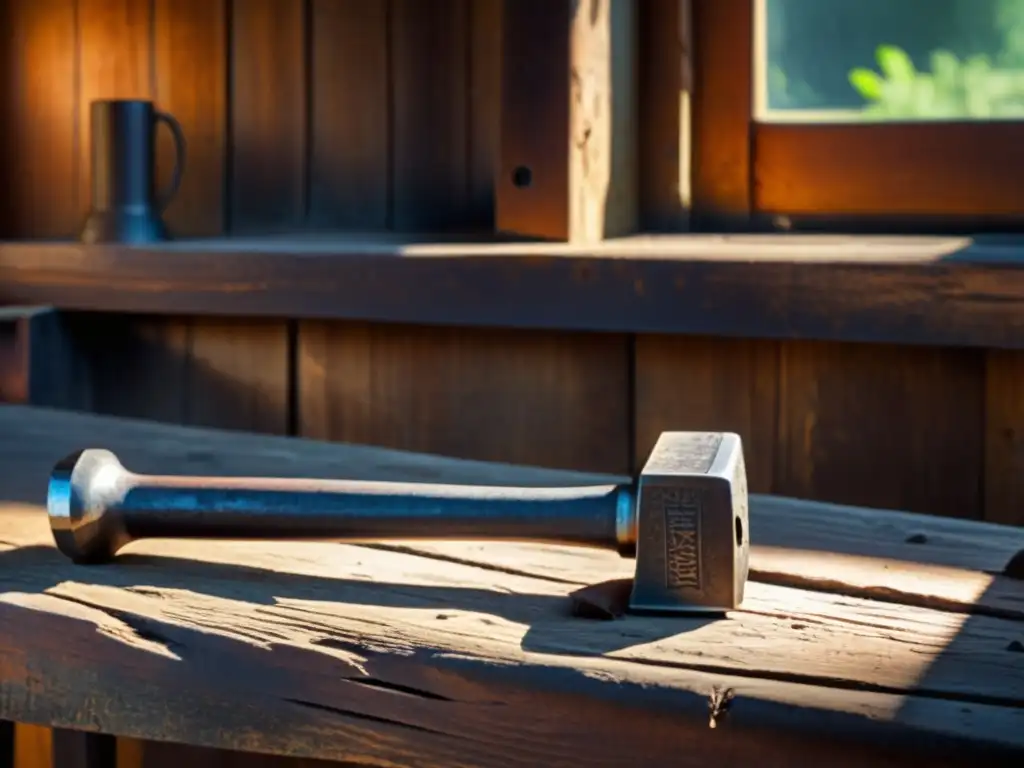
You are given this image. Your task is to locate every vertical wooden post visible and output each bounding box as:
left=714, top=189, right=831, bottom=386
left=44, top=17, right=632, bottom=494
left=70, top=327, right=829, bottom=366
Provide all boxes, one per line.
left=496, top=0, right=638, bottom=243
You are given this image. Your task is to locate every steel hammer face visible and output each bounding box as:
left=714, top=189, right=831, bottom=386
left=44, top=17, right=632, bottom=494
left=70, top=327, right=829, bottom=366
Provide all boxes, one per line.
left=628, top=432, right=749, bottom=614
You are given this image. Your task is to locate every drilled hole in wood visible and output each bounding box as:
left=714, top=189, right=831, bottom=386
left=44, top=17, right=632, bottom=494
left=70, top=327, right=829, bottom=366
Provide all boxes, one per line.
left=512, top=166, right=532, bottom=188
left=735, top=516, right=744, bottom=548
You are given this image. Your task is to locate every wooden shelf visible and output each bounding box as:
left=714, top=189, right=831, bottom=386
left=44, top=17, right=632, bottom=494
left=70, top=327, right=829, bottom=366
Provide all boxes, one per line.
left=2, top=233, right=1024, bottom=348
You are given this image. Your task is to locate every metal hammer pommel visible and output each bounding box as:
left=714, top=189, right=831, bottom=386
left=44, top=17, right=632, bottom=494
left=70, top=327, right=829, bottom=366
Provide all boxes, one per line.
left=47, top=432, right=750, bottom=613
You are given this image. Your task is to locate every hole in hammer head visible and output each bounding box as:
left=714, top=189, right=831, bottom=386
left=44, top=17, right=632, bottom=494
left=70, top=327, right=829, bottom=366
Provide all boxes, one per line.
left=512, top=166, right=532, bottom=188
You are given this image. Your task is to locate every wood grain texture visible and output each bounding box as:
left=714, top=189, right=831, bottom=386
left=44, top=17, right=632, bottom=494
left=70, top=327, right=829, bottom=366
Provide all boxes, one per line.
left=690, top=0, right=753, bottom=226
left=497, top=0, right=639, bottom=242
left=753, top=122, right=1024, bottom=223
left=634, top=335, right=778, bottom=493
left=297, top=322, right=631, bottom=473
left=639, top=0, right=691, bottom=231
left=308, top=0, right=389, bottom=231
left=7, top=235, right=1024, bottom=350
left=229, top=0, right=306, bottom=233
left=467, top=0, right=502, bottom=230
left=776, top=341, right=985, bottom=518
left=390, top=0, right=470, bottom=231
left=0, top=0, right=78, bottom=238
left=185, top=318, right=289, bottom=435
left=0, top=406, right=1022, bottom=766
left=984, top=350, right=1024, bottom=526
left=77, top=0, right=154, bottom=226
left=153, top=0, right=227, bottom=238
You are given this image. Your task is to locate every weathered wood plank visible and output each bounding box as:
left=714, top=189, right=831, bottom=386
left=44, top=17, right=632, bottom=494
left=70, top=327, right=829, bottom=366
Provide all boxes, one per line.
left=497, top=0, right=638, bottom=242
left=691, top=0, right=752, bottom=227
left=77, top=0, right=153, bottom=228
left=984, top=350, right=1024, bottom=526
left=634, top=335, right=778, bottom=493
left=1, top=508, right=1022, bottom=766
left=296, top=322, right=631, bottom=473
left=467, top=0, right=502, bottom=231
left=639, top=0, right=691, bottom=231
left=308, top=0, right=389, bottom=231
left=185, top=318, right=290, bottom=435
left=390, top=0, right=470, bottom=231
left=776, top=341, right=985, bottom=518
left=75, top=315, right=190, bottom=424
left=8, top=235, right=1024, bottom=350
left=229, top=0, right=306, bottom=233
left=153, top=0, right=227, bottom=238
left=0, top=0, right=77, bottom=238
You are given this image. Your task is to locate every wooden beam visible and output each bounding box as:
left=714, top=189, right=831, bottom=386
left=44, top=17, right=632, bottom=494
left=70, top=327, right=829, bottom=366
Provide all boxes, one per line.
left=497, top=0, right=638, bottom=242
left=639, top=0, right=692, bottom=231
left=6, top=236, right=1024, bottom=350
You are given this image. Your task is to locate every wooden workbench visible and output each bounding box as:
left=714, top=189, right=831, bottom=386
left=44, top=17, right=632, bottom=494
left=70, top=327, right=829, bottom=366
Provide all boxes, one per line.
left=0, top=404, right=1022, bottom=767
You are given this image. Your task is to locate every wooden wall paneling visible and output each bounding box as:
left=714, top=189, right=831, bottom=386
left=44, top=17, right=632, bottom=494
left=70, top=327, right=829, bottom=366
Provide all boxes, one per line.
left=153, top=0, right=227, bottom=238
left=308, top=0, right=389, bottom=230
left=185, top=318, right=290, bottom=435
left=77, top=0, right=153, bottom=225
left=390, top=0, right=471, bottom=231
left=0, top=0, right=78, bottom=238
left=229, top=0, right=306, bottom=233
left=467, top=0, right=502, bottom=230
left=155, top=0, right=290, bottom=438
left=775, top=341, right=985, bottom=519
left=297, top=322, right=632, bottom=474
left=639, top=0, right=692, bottom=232
left=496, top=0, right=639, bottom=242
left=690, top=0, right=753, bottom=228
left=983, top=351, right=1024, bottom=526
left=634, top=335, right=779, bottom=493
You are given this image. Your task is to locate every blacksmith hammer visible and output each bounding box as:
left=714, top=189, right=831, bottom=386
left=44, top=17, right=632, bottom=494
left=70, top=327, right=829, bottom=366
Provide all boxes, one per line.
left=46, top=432, right=750, bottom=613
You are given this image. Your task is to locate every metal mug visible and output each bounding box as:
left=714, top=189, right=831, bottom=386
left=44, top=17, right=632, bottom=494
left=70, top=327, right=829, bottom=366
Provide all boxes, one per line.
left=79, top=99, right=186, bottom=244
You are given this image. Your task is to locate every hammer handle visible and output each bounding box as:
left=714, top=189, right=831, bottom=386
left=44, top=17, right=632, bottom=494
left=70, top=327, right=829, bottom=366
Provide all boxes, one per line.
left=116, top=473, right=631, bottom=549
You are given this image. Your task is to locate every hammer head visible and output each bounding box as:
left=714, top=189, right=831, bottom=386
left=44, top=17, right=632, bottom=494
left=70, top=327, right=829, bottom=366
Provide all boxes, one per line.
left=629, top=432, right=748, bottom=614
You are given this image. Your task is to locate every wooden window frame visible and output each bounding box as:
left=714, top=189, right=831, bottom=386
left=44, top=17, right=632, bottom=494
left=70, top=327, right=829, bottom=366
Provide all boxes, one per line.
left=692, top=0, right=1024, bottom=231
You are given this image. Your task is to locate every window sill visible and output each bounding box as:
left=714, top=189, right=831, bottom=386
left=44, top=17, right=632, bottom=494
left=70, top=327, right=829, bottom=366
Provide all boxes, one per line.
left=1, top=232, right=1023, bottom=349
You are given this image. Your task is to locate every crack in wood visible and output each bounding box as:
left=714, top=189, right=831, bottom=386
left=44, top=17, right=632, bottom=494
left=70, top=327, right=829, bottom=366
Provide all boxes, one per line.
left=282, top=697, right=465, bottom=740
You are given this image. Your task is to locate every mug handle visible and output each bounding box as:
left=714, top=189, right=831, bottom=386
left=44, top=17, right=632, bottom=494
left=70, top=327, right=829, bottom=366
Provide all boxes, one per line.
left=155, top=110, right=187, bottom=213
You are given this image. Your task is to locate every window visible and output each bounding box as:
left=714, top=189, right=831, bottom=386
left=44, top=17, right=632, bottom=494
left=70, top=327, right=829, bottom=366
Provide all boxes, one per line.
left=696, top=0, right=1024, bottom=228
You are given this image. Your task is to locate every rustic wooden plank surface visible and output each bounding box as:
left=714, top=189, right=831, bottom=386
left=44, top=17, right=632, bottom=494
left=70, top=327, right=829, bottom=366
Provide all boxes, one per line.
left=391, top=0, right=470, bottom=232
left=0, top=0, right=78, bottom=238
left=634, top=335, right=779, bottom=493
left=639, top=0, right=691, bottom=232
left=153, top=0, right=226, bottom=239
left=0, top=405, right=1022, bottom=767
left=497, top=0, right=638, bottom=242
left=308, top=0, right=389, bottom=231
left=775, top=341, right=985, bottom=518
left=690, top=0, right=752, bottom=227
left=229, top=0, right=306, bottom=234
left=984, top=350, right=1024, bottom=526
left=5, top=235, right=1024, bottom=350
left=296, top=322, right=631, bottom=474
